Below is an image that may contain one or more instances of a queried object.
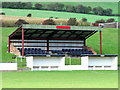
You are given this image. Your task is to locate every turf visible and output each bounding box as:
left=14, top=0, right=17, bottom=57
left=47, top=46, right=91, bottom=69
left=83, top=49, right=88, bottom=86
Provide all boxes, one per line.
left=87, top=28, right=118, bottom=55
left=1, top=8, right=118, bottom=22
left=2, top=27, right=17, bottom=63
left=2, top=71, right=118, bottom=88
left=65, top=58, right=81, bottom=65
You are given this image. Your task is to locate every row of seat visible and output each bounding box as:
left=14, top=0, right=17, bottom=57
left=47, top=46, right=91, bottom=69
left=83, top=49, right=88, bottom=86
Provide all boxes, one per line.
left=17, top=48, right=93, bottom=56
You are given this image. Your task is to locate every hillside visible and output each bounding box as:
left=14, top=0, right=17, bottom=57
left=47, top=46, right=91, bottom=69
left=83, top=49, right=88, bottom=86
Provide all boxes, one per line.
left=1, top=27, right=118, bottom=63
left=1, top=8, right=118, bottom=23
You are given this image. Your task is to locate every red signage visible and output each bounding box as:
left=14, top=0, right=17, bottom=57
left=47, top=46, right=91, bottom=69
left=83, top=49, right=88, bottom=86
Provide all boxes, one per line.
left=56, top=26, right=71, bottom=29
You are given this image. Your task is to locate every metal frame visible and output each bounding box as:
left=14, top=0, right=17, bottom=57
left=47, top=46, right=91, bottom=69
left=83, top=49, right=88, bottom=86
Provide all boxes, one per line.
left=8, top=25, right=102, bottom=56
left=100, top=31, right=102, bottom=54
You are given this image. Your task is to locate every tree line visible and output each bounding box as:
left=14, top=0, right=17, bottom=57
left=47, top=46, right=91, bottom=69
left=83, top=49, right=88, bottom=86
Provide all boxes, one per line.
left=2, top=2, right=118, bottom=16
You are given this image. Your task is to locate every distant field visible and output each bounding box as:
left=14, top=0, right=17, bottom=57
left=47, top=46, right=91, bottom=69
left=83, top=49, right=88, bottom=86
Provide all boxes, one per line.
left=2, top=71, right=118, bottom=88
left=1, top=8, right=118, bottom=22
left=33, top=2, right=118, bottom=14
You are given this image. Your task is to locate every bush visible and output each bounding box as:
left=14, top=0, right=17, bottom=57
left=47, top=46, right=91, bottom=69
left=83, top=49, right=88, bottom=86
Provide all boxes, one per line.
left=106, top=18, right=115, bottom=23
left=67, top=18, right=78, bottom=26
left=27, top=13, right=32, bottom=17
left=81, top=18, right=87, bottom=22
left=0, top=12, right=5, bottom=15
left=79, top=22, right=90, bottom=26
left=34, top=3, right=42, bottom=9
left=42, top=19, right=56, bottom=25
left=95, top=19, right=106, bottom=23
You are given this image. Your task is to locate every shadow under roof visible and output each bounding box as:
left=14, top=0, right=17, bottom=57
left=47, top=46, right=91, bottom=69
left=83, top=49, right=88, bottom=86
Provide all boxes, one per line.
left=9, top=24, right=101, bottom=40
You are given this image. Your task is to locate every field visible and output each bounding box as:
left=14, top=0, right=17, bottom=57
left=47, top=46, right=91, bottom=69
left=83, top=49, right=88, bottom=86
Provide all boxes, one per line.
left=34, top=2, right=118, bottom=14
left=1, top=8, right=118, bottom=23
left=2, top=71, right=118, bottom=88
left=1, top=27, right=118, bottom=63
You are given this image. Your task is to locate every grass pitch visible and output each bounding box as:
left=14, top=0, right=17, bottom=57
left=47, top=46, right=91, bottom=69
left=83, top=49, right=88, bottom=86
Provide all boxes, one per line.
left=2, top=71, right=118, bottom=88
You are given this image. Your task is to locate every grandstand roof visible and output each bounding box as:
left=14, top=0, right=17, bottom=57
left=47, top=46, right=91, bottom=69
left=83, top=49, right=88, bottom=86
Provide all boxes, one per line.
left=9, top=24, right=101, bottom=40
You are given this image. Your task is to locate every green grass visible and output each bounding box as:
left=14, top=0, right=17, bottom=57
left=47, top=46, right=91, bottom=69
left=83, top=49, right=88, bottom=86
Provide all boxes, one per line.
left=33, top=2, right=118, bottom=14
left=65, top=58, right=81, bottom=65
left=87, top=28, right=118, bottom=55
left=2, top=71, right=118, bottom=88
left=2, top=27, right=17, bottom=63
left=1, top=8, right=118, bottom=22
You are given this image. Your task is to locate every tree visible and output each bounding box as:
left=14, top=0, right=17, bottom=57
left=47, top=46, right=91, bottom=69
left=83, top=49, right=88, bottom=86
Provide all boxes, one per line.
left=0, top=12, right=5, bottom=15
left=81, top=18, right=87, bottom=22
left=75, top=5, right=85, bottom=13
left=21, top=2, right=32, bottom=9
left=75, top=5, right=91, bottom=14
left=67, top=18, right=78, bottom=26
left=34, top=3, right=43, bottom=9
left=42, top=19, right=56, bottom=25
left=93, top=6, right=104, bottom=15
left=95, top=19, right=106, bottom=23
left=106, top=18, right=115, bottom=23
left=27, top=13, right=32, bottom=17
left=103, top=9, right=112, bottom=16
left=65, top=5, right=75, bottom=12
left=47, top=3, right=64, bottom=11
left=2, top=2, right=32, bottom=9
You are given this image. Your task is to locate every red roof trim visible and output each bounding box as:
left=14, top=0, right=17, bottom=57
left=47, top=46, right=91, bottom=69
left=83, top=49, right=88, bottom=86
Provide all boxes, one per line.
left=56, top=26, right=71, bottom=29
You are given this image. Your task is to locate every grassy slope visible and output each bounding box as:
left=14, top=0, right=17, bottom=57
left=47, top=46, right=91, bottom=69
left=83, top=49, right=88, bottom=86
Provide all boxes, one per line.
left=87, top=28, right=118, bottom=54
left=33, top=2, right=118, bottom=14
left=1, top=27, right=118, bottom=63
left=2, top=71, right=118, bottom=88
left=1, top=8, right=118, bottom=22
left=2, top=27, right=17, bottom=62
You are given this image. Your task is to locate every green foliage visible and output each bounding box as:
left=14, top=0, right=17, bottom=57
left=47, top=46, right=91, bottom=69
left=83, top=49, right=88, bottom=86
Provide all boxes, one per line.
left=93, top=6, right=104, bottom=15
left=75, top=5, right=92, bottom=14
left=106, top=18, right=115, bottom=23
left=42, top=18, right=56, bottom=25
left=27, top=13, right=32, bottom=17
left=34, top=3, right=43, bottom=10
left=65, top=5, right=75, bottom=12
left=47, top=3, right=64, bottom=11
left=0, top=12, right=5, bottom=15
left=95, top=19, right=106, bottom=23
left=2, top=2, right=118, bottom=16
left=104, top=9, right=112, bottom=16
left=67, top=18, right=78, bottom=26
left=2, top=2, right=32, bottom=9
left=81, top=18, right=87, bottom=22
left=79, top=21, right=90, bottom=26
left=33, top=2, right=118, bottom=14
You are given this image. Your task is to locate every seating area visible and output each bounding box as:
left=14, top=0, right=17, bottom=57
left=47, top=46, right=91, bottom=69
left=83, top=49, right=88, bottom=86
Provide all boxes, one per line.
left=18, top=48, right=49, bottom=55
left=18, top=48, right=93, bottom=56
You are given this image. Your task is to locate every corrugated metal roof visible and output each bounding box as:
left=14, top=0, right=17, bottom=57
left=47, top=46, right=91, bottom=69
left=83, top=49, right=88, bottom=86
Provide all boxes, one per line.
left=9, top=24, right=101, bottom=40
